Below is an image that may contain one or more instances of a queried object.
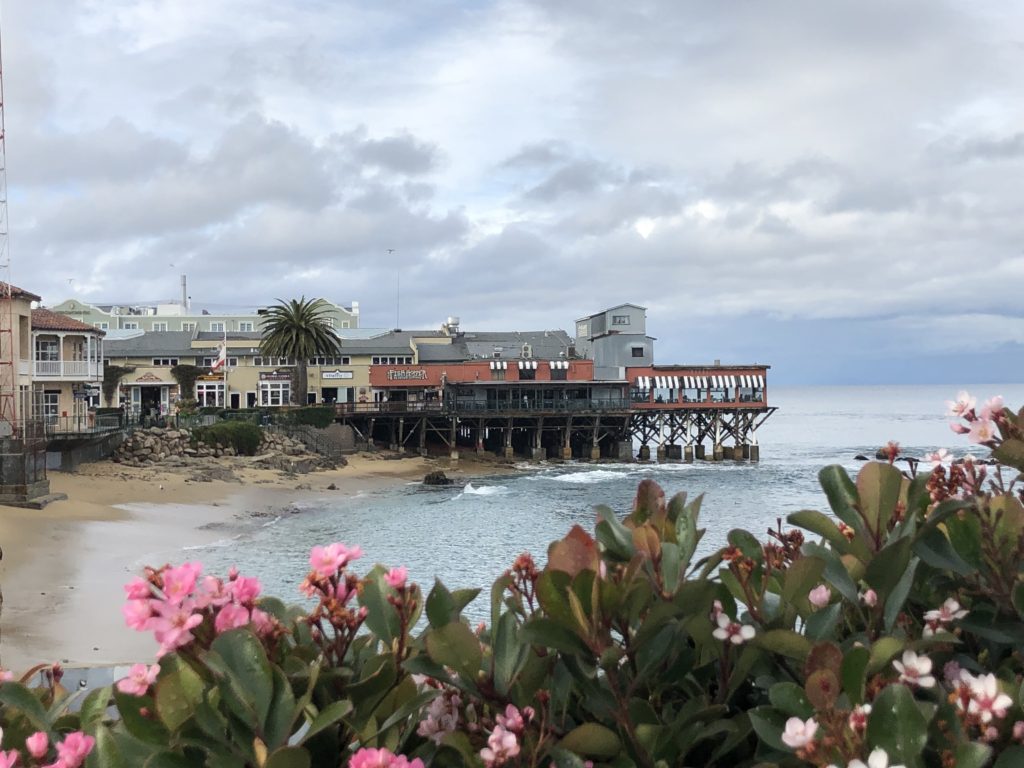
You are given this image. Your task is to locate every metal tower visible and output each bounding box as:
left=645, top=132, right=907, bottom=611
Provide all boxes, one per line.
left=0, top=20, right=15, bottom=437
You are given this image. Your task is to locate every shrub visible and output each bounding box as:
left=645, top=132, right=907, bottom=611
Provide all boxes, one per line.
left=0, top=391, right=1022, bottom=767
left=192, top=420, right=262, bottom=455
left=277, top=406, right=336, bottom=429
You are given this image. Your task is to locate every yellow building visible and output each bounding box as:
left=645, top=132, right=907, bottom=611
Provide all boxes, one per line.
left=29, top=308, right=105, bottom=430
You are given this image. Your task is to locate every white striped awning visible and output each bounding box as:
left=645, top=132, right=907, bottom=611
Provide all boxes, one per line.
left=729, top=375, right=737, bottom=387
left=673, top=376, right=680, bottom=389
left=532, top=360, right=538, bottom=370
left=551, top=360, right=567, bottom=370
left=741, top=375, right=750, bottom=387
left=757, top=375, right=764, bottom=387
left=490, top=361, right=497, bottom=370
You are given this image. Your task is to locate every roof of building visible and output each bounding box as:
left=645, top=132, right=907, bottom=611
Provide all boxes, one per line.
left=32, top=308, right=105, bottom=334
left=105, top=331, right=196, bottom=357
left=575, top=303, right=647, bottom=323
left=1, top=281, right=42, bottom=302
left=461, top=330, right=574, bottom=361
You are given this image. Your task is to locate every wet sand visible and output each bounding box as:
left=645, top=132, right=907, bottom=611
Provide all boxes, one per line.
left=0, top=454, right=501, bottom=672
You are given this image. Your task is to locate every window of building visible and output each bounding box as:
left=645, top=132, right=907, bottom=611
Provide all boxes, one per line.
left=309, top=356, right=351, bottom=365
left=39, top=390, right=60, bottom=424
left=201, top=356, right=238, bottom=368
left=519, top=368, right=536, bottom=381
left=631, top=347, right=645, bottom=358
left=259, top=381, right=290, bottom=407
left=550, top=368, right=567, bottom=381
left=252, top=356, right=292, bottom=367
left=576, top=322, right=588, bottom=337
left=238, top=322, right=254, bottom=332
left=181, top=322, right=196, bottom=332
left=324, top=318, right=335, bottom=328
left=491, top=368, right=506, bottom=381
left=341, top=321, right=350, bottom=329
left=371, top=356, right=413, bottom=365
left=122, top=322, right=140, bottom=330
left=35, top=338, right=59, bottom=361
left=152, top=358, right=179, bottom=367
left=94, top=322, right=109, bottom=330
left=209, top=322, right=225, bottom=332
left=152, top=322, right=168, bottom=332
left=612, top=315, right=630, bottom=326
left=195, top=382, right=224, bottom=407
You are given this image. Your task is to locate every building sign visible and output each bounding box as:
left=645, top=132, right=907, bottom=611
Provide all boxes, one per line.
left=259, top=372, right=292, bottom=381
left=386, top=369, right=428, bottom=381
left=322, top=370, right=354, bottom=380
left=136, top=373, right=167, bottom=383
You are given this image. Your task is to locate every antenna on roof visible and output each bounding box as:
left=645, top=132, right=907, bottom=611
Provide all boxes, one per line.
left=387, top=249, right=399, bottom=331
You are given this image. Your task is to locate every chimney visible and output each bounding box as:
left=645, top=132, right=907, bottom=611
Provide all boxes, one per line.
left=181, top=274, right=187, bottom=308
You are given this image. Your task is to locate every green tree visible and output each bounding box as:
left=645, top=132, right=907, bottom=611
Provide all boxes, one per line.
left=258, top=297, right=341, bottom=406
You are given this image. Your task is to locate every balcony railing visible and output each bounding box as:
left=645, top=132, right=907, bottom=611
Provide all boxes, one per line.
left=33, top=360, right=101, bottom=378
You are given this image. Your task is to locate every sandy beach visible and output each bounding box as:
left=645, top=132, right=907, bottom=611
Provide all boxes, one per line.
left=0, top=453, right=501, bottom=673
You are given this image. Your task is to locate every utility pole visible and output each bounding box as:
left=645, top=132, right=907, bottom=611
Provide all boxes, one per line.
left=388, top=249, right=399, bottom=330
left=0, top=15, right=17, bottom=435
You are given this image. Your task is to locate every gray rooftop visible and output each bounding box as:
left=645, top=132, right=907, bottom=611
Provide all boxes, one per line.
left=105, top=331, right=195, bottom=357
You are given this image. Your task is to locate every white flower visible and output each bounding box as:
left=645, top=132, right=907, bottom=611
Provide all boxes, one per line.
left=964, top=673, right=1014, bottom=724
left=925, top=448, right=951, bottom=468
left=979, top=395, right=1004, bottom=421
left=893, top=650, right=935, bottom=688
left=781, top=716, right=818, bottom=749
left=809, top=584, right=831, bottom=608
left=711, top=612, right=756, bottom=645
left=946, top=391, right=976, bottom=417
left=849, top=747, right=906, bottom=768
left=923, top=597, right=968, bottom=637
left=847, top=703, right=871, bottom=732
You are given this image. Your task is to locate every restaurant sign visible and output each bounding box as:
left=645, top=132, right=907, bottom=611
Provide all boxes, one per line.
left=386, top=369, right=428, bottom=381
left=322, top=370, right=354, bottom=380
left=259, top=372, right=292, bottom=381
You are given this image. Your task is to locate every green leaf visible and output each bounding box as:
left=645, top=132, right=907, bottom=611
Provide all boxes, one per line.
left=1015, top=582, right=1024, bottom=621
left=209, top=629, right=274, bottom=731
left=787, top=509, right=868, bottom=560
left=263, top=665, right=298, bottom=750
left=954, top=742, right=993, bottom=768
left=492, top=610, right=528, bottom=696
left=88, top=723, right=129, bottom=768
left=490, top=572, right=513, bottom=630
left=727, top=529, right=763, bottom=562
left=768, top=682, right=812, bottom=718
left=856, top=461, right=903, bottom=535
left=425, top=622, right=483, bottom=679
left=558, top=723, right=621, bottom=759
left=781, top=555, right=825, bottom=606
left=521, top=618, right=592, bottom=656
left=994, top=746, right=1024, bottom=768
left=802, top=542, right=859, bottom=604
left=914, top=526, right=974, bottom=576
left=595, top=505, right=634, bottom=561
left=142, top=753, right=194, bottom=768
left=747, top=706, right=790, bottom=752
left=883, top=557, right=919, bottom=632
left=112, top=690, right=170, bottom=745
left=755, top=629, right=811, bottom=661
left=0, top=682, right=51, bottom=731
left=674, top=498, right=702, bottom=569
left=265, top=747, right=312, bottom=768
left=867, top=637, right=903, bottom=674
left=660, top=542, right=681, bottom=594
left=426, top=579, right=456, bottom=628
left=866, top=684, right=931, bottom=768
left=818, top=465, right=863, bottom=533
left=993, top=437, right=1024, bottom=471
left=864, top=537, right=913, bottom=598
left=536, top=569, right=577, bottom=630
left=450, top=587, right=481, bottom=616
left=805, top=603, right=842, bottom=641
left=302, top=699, right=353, bottom=742
left=359, top=573, right=401, bottom=645
left=154, top=657, right=206, bottom=732
left=945, top=511, right=983, bottom=569
left=841, top=646, right=870, bottom=704
left=80, top=685, right=113, bottom=729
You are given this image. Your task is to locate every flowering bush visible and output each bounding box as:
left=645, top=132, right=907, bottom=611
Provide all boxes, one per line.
left=0, top=391, right=1021, bottom=767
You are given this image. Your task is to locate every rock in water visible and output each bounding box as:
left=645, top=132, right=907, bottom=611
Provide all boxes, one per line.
left=423, top=470, right=453, bottom=486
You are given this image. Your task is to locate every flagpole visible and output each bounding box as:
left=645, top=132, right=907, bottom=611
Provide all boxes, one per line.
left=222, top=327, right=228, bottom=409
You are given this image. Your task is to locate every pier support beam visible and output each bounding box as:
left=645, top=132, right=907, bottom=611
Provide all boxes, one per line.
left=449, top=419, right=459, bottom=463
left=418, top=417, right=427, bottom=456
left=656, top=444, right=666, bottom=462
left=713, top=444, right=724, bottom=461
left=395, top=418, right=405, bottom=453
left=731, top=444, right=744, bottom=460
left=749, top=444, right=760, bottom=461
left=695, top=444, right=705, bottom=460
left=476, top=418, right=486, bottom=456
left=504, top=418, right=514, bottom=459
left=666, top=444, right=682, bottom=461
left=638, top=444, right=651, bottom=461
left=684, top=445, right=694, bottom=462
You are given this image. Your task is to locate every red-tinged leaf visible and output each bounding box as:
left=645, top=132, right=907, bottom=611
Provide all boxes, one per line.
left=547, top=526, right=599, bottom=577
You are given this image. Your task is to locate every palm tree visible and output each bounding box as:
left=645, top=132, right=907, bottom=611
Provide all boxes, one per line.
left=259, top=297, right=342, bottom=406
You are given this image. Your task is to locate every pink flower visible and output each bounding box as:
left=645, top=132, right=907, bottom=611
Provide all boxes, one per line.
left=860, top=589, right=878, bottom=607
left=309, top=543, right=363, bottom=579
left=0, top=669, right=13, bottom=683
left=496, top=704, right=525, bottom=733
left=848, top=704, right=871, bottom=732
left=0, top=751, right=17, bottom=768
left=949, top=422, right=970, bottom=435
left=893, top=650, right=935, bottom=688
left=250, top=608, right=274, bottom=637
left=962, top=672, right=1013, bottom=723
left=148, top=599, right=203, bottom=653
left=26, top=731, right=49, bottom=758
left=1012, top=720, right=1024, bottom=741
left=384, top=567, right=408, bottom=590
left=925, top=449, right=951, bottom=468
left=808, top=585, right=831, bottom=609
left=418, top=691, right=461, bottom=744
left=124, top=577, right=152, bottom=600
left=193, top=575, right=230, bottom=610
left=979, top=395, right=1004, bottom=421
left=967, top=418, right=998, bottom=444
left=781, top=716, right=818, bottom=749
left=923, top=597, right=968, bottom=637
left=947, top=391, right=976, bottom=417
left=214, top=603, right=251, bottom=634
left=227, top=576, right=261, bottom=605
left=116, top=663, right=160, bottom=696
left=712, top=612, right=756, bottom=645
left=161, top=562, right=203, bottom=605
left=227, top=565, right=239, bottom=580
left=122, top=599, right=155, bottom=631
left=849, top=748, right=904, bottom=768
left=480, top=724, right=520, bottom=766
left=55, top=731, right=95, bottom=768
left=349, top=747, right=424, bottom=768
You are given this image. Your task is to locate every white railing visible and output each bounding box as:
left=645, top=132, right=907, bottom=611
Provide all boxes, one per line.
left=33, top=360, right=100, bottom=378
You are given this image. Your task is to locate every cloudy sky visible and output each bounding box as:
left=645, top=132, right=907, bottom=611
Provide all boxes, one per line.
left=5, top=1, right=1023, bottom=384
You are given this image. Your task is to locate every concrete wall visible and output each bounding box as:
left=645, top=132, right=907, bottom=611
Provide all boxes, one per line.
left=592, top=334, right=654, bottom=371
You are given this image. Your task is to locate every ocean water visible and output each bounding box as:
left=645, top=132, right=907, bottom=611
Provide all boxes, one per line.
left=199, top=384, right=1021, bottom=622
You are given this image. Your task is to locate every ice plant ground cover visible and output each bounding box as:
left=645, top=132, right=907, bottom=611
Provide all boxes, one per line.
left=0, top=394, right=1022, bottom=766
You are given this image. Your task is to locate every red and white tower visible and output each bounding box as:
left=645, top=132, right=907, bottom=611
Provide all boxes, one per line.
left=0, top=19, right=16, bottom=436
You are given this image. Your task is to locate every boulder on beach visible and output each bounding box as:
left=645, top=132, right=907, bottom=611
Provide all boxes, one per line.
left=423, top=470, right=454, bottom=486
